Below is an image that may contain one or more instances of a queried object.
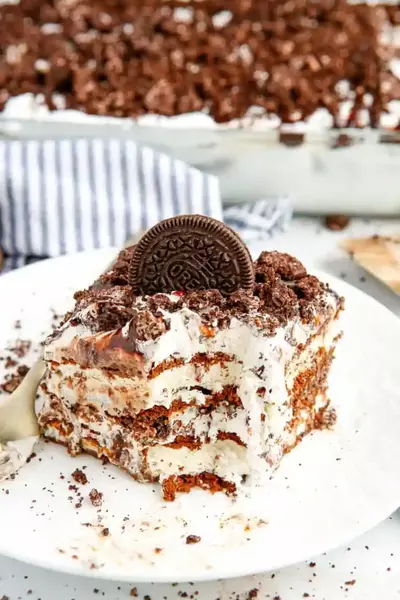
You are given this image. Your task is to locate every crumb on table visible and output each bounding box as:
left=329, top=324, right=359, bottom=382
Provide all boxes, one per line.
left=89, top=488, right=103, bottom=507
left=186, top=535, right=201, bottom=545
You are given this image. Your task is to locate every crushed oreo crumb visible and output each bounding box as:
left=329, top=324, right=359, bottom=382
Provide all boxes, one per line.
left=72, top=286, right=135, bottom=332
left=293, top=276, right=323, bottom=301
left=71, top=469, right=88, bottom=485
left=4, top=356, right=17, bottom=369
left=0, top=364, right=29, bottom=393
left=53, top=249, right=336, bottom=345
left=147, top=293, right=176, bottom=314
left=186, top=535, right=201, bottom=544
left=89, top=488, right=103, bottom=507
left=257, top=280, right=298, bottom=322
left=182, top=290, right=225, bottom=312
left=226, top=289, right=260, bottom=313
left=8, top=339, right=31, bottom=358
left=256, top=251, right=307, bottom=281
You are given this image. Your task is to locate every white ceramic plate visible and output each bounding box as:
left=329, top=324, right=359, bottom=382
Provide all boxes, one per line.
left=0, top=249, right=400, bottom=583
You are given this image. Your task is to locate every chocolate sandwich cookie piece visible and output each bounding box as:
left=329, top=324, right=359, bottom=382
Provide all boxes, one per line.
left=129, top=215, right=254, bottom=296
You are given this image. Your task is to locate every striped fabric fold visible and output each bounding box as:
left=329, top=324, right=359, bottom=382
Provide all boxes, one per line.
left=0, top=139, right=292, bottom=273
left=0, top=139, right=221, bottom=260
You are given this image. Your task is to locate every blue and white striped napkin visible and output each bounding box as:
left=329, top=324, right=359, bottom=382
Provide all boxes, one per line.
left=0, top=139, right=291, bottom=273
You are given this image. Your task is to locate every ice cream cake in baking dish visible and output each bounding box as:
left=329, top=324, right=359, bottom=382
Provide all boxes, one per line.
left=37, top=216, right=344, bottom=501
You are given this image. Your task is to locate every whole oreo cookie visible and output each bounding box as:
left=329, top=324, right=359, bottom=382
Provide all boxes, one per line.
left=129, top=215, right=254, bottom=296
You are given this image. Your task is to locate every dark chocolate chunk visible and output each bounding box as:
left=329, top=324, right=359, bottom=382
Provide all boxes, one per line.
left=129, top=215, right=254, bottom=296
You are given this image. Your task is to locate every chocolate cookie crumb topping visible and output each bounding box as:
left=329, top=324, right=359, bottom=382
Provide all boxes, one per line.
left=130, top=310, right=169, bottom=342
left=257, top=281, right=298, bottom=322
left=0, top=1, right=392, bottom=126
left=62, top=246, right=331, bottom=342
left=129, top=215, right=254, bottom=296
left=147, top=293, right=176, bottom=314
left=72, top=286, right=135, bottom=332
left=183, top=289, right=225, bottom=311
left=294, top=276, right=323, bottom=301
left=226, top=289, right=260, bottom=313
left=257, top=251, right=307, bottom=280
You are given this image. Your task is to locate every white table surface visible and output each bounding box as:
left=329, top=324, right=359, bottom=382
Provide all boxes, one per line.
left=1, top=216, right=400, bottom=600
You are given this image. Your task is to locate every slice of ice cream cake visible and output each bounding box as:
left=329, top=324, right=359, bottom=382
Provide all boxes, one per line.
left=37, top=216, right=343, bottom=500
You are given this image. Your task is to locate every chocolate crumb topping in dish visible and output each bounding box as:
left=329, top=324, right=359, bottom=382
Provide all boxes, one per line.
left=38, top=216, right=344, bottom=501
left=129, top=215, right=254, bottom=296
left=0, top=1, right=397, bottom=128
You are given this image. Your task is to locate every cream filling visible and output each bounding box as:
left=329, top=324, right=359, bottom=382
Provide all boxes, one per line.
left=147, top=440, right=248, bottom=486
left=44, top=363, right=149, bottom=412
left=142, top=323, right=340, bottom=483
